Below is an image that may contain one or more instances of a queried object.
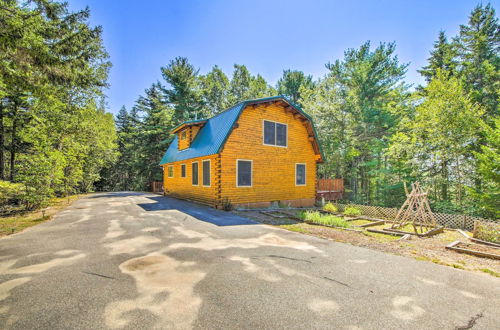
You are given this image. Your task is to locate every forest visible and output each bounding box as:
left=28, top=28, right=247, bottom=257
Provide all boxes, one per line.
left=1, top=1, right=498, bottom=219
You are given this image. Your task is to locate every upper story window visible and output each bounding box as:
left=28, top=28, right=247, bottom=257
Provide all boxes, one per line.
left=180, top=131, right=187, bottom=140
left=263, top=120, right=287, bottom=147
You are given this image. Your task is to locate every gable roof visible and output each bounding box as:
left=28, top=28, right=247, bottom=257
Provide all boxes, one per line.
left=159, top=95, right=324, bottom=165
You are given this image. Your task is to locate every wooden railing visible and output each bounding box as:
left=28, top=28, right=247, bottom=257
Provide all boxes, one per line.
left=316, top=178, right=344, bottom=200
left=150, top=181, right=163, bottom=193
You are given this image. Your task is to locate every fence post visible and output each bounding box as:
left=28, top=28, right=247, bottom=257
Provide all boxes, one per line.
left=462, top=215, right=467, bottom=230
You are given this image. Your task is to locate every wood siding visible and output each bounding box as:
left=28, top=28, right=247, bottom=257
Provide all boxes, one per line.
left=177, top=125, right=202, bottom=151
left=163, top=154, right=219, bottom=206
left=220, top=103, right=317, bottom=206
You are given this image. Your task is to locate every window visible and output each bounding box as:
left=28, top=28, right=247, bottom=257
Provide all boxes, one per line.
left=296, top=163, right=306, bottom=186
left=181, top=164, right=186, bottom=178
left=180, top=131, right=187, bottom=140
left=202, top=160, right=210, bottom=186
left=192, top=162, right=198, bottom=185
left=237, top=160, right=252, bottom=187
left=263, top=120, right=287, bottom=147
left=168, top=165, right=173, bottom=178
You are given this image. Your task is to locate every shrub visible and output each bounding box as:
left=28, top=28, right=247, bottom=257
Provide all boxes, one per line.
left=0, top=180, right=25, bottom=212
left=221, top=197, right=233, bottom=211
left=344, top=206, right=362, bottom=216
left=474, top=221, right=500, bottom=243
left=296, top=210, right=349, bottom=228
left=323, top=202, right=338, bottom=213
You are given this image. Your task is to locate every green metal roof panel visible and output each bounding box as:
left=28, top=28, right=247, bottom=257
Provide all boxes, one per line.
left=159, top=95, right=324, bottom=165
left=159, top=102, right=245, bottom=164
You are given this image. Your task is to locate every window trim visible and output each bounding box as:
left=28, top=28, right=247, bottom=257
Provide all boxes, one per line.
left=202, top=159, right=211, bottom=187
left=181, top=164, right=186, bottom=178
left=295, top=163, right=306, bottom=186
left=191, top=161, right=199, bottom=186
left=236, top=159, right=253, bottom=188
left=262, top=120, right=288, bottom=148
left=167, top=165, right=174, bottom=178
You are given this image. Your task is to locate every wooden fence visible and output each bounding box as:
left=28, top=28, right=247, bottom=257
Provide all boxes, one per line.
left=150, top=181, right=163, bottom=193
left=316, top=178, right=344, bottom=200
left=333, top=202, right=497, bottom=231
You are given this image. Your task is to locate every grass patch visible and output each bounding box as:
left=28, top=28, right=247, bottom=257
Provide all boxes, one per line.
left=296, top=210, right=349, bottom=228
left=0, top=195, right=83, bottom=237
left=279, top=223, right=310, bottom=234
left=349, top=219, right=374, bottom=226
left=480, top=268, right=500, bottom=277
left=363, top=231, right=400, bottom=242
left=343, top=206, right=362, bottom=216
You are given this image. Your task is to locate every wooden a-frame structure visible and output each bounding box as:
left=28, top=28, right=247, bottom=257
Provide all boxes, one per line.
left=391, top=182, right=439, bottom=235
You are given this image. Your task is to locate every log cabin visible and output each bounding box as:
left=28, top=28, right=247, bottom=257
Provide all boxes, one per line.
left=159, top=96, right=324, bottom=209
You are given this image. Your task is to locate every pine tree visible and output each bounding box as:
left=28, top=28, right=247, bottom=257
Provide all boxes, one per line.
left=418, top=31, right=458, bottom=82
left=161, top=57, right=204, bottom=122
left=200, top=65, right=230, bottom=116
left=277, top=70, right=315, bottom=105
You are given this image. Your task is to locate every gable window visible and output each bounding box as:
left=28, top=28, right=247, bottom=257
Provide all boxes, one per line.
left=263, top=120, right=287, bottom=147
left=202, top=160, right=210, bottom=186
left=168, top=165, right=174, bottom=178
left=296, top=163, right=306, bottom=186
left=180, top=131, right=187, bottom=140
left=237, top=160, right=252, bottom=187
left=192, top=162, right=198, bottom=185
left=181, top=164, right=186, bottom=178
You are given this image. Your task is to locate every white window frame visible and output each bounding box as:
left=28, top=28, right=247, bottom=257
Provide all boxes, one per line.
left=202, top=159, right=211, bottom=187
left=168, top=165, right=174, bottom=178
left=181, top=164, right=186, bottom=178
left=295, top=163, right=306, bottom=186
left=191, top=161, right=199, bottom=186
left=236, top=159, right=253, bottom=188
left=262, top=120, right=288, bottom=148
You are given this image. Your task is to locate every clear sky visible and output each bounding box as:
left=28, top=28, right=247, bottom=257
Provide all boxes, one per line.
left=67, top=0, right=497, bottom=113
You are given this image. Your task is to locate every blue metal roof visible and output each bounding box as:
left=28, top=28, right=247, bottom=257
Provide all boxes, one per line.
left=159, top=102, right=245, bottom=164
left=159, top=95, right=324, bottom=165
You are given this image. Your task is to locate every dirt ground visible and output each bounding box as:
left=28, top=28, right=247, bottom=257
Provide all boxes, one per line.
left=234, top=209, right=500, bottom=278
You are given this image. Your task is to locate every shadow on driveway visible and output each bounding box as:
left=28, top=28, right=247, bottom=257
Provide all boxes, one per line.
left=137, top=195, right=257, bottom=227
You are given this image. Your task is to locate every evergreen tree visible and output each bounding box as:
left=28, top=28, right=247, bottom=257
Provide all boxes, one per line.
left=418, top=31, right=458, bottom=82
left=161, top=57, right=204, bottom=121
left=277, top=70, right=315, bottom=105
left=200, top=65, right=230, bottom=116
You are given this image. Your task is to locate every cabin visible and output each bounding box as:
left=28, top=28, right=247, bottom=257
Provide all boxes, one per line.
left=159, top=96, right=324, bottom=209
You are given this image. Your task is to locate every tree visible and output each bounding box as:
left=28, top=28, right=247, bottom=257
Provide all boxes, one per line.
left=200, top=65, right=230, bottom=116
left=277, top=70, right=315, bottom=105
left=470, top=117, right=500, bottom=218
left=161, top=57, right=204, bottom=122
left=456, top=3, right=499, bottom=120
left=308, top=41, right=409, bottom=205
left=228, top=64, right=274, bottom=104
left=418, top=31, right=458, bottom=82
left=388, top=71, right=484, bottom=211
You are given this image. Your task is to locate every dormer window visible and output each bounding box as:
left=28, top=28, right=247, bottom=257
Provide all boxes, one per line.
left=263, top=120, right=287, bottom=147
left=180, top=131, right=187, bottom=140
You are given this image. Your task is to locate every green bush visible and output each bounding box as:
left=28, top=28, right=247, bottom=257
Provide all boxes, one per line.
left=474, top=222, right=500, bottom=243
left=296, top=210, right=349, bottom=228
left=0, top=180, right=25, bottom=212
left=344, top=206, right=362, bottom=216
left=323, top=202, right=338, bottom=213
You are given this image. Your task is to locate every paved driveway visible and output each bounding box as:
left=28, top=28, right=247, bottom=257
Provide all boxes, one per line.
left=0, top=192, right=498, bottom=329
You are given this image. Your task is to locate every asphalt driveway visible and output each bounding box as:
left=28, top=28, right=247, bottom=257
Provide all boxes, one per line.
left=0, top=192, right=498, bottom=329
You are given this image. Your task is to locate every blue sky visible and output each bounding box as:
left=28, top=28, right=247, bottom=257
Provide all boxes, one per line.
left=68, top=0, right=496, bottom=113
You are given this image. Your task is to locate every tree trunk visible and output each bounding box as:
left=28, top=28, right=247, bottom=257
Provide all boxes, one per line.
left=9, top=100, right=18, bottom=181
left=0, top=102, right=4, bottom=180
left=440, top=160, right=448, bottom=201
